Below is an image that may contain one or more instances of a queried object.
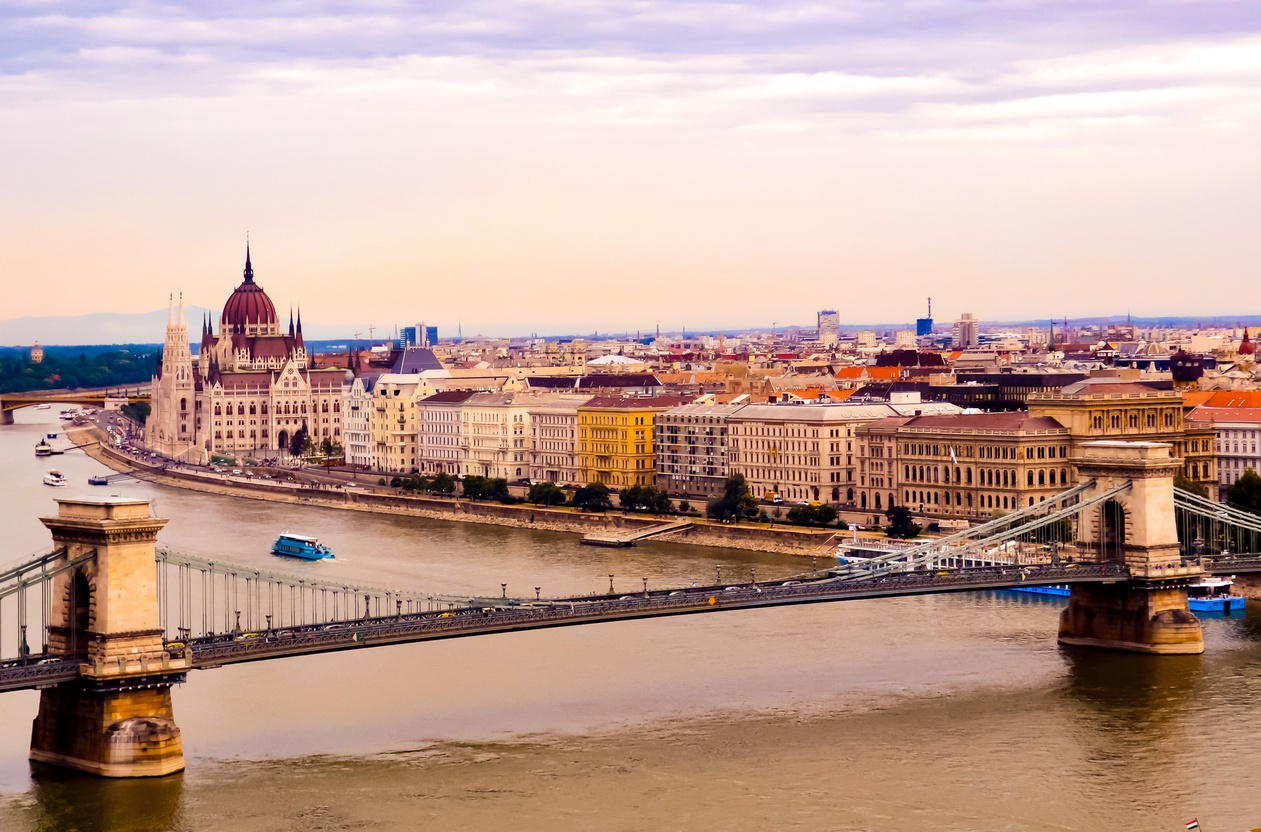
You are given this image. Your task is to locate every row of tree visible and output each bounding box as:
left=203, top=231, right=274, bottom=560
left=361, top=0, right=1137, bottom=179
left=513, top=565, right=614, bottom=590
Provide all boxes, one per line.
left=0, top=348, right=158, bottom=394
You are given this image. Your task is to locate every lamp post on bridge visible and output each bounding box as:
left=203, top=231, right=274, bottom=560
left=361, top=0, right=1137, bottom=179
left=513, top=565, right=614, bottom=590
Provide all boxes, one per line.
left=642, top=577, right=648, bottom=598
left=535, top=587, right=541, bottom=601
left=501, top=583, right=507, bottom=599
left=608, top=574, right=614, bottom=594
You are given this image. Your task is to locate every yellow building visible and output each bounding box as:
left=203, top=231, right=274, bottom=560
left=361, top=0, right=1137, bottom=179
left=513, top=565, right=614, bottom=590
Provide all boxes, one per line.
left=577, top=396, right=689, bottom=488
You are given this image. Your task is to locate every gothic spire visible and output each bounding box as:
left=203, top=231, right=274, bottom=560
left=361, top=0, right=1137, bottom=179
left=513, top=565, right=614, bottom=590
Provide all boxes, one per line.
left=243, top=240, right=254, bottom=284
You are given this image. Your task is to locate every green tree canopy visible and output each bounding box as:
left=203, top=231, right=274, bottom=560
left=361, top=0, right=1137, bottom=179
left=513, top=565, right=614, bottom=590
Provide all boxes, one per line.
left=1226, top=469, right=1261, bottom=514
left=431, top=472, right=456, bottom=494
left=884, top=504, right=921, bottom=539
left=1174, top=472, right=1209, bottom=499
left=706, top=474, right=759, bottom=522
left=573, top=483, right=613, bottom=512
left=527, top=481, right=568, bottom=506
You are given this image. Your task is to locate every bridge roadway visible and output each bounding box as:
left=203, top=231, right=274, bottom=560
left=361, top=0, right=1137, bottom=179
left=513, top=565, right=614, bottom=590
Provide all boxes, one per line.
left=181, top=562, right=1138, bottom=668
left=5, top=556, right=1258, bottom=693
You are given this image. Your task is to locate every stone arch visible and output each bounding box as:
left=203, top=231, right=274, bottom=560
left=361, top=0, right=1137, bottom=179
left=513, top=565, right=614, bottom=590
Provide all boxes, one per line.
left=277, top=429, right=289, bottom=451
left=1101, top=499, right=1126, bottom=563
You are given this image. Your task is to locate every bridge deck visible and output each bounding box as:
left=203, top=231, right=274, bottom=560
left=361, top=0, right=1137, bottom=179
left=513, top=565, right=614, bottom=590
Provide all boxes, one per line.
left=185, top=563, right=1132, bottom=669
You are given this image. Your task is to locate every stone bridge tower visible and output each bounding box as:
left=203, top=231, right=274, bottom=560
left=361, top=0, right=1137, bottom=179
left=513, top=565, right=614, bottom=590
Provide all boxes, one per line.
left=1060, top=441, right=1204, bottom=654
left=32, top=497, right=187, bottom=777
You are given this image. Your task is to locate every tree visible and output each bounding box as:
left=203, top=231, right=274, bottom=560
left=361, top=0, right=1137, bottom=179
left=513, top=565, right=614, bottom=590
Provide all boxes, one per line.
left=290, top=424, right=309, bottom=458
left=706, top=474, right=759, bottom=522
left=528, top=481, right=568, bottom=506
left=572, top=483, right=613, bottom=512
left=320, top=437, right=344, bottom=457
left=431, top=472, right=456, bottom=494
left=787, top=503, right=838, bottom=527
left=884, top=504, right=921, bottom=539
left=120, top=401, right=151, bottom=424
left=1174, top=472, right=1209, bottom=499
left=487, top=477, right=512, bottom=502
left=678, top=500, right=691, bottom=514
left=1227, top=469, right=1261, bottom=515
left=462, top=475, right=489, bottom=500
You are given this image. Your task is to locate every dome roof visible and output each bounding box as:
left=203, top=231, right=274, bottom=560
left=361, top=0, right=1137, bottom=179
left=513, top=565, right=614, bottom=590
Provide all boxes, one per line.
left=221, top=246, right=278, bottom=329
left=1240, top=328, right=1255, bottom=356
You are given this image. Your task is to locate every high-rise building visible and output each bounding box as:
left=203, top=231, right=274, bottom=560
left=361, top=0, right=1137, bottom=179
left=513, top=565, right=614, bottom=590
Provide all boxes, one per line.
left=916, top=297, right=933, bottom=337
left=817, top=310, right=840, bottom=346
left=953, top=313, right=979, bottom=349
left=400, top=323, right=436, bottom=347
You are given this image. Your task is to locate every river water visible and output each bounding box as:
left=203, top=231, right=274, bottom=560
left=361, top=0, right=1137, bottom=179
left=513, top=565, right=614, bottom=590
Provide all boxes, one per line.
left=0, top=407, right=1258, bottom=831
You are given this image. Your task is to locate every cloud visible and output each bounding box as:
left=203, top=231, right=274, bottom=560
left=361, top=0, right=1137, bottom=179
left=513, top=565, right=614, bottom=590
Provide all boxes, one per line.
left=3, top=1, right=1261, bottom=140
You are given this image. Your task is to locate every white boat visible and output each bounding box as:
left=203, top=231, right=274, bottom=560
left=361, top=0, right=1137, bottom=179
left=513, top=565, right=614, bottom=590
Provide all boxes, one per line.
left=34, top=404, right=51, bottom=410
left=43, top=470, right=68, bottom=487
left=34, top=439, right=53, bottom=457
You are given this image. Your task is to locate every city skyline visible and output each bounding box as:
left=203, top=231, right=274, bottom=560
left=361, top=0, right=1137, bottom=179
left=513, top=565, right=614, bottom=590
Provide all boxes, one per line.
left=4, top=4, right=1261, bottom=330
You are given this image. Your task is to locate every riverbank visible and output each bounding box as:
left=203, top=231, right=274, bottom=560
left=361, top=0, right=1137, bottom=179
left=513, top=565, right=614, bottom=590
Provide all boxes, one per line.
left=69, top=426, right=841, bottom=557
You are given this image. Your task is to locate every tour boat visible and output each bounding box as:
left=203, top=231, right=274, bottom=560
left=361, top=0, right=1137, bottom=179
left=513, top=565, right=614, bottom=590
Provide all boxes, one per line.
left=271, top=532, right=335, bottom=560
left=1004, top=584, right=1071, bottom=598
left=1005, top=577, right=1245, bottom=613
left=43, top=470, right=67, bottom=487
left=34, top=404, right=50, bottom=410
left=1186, top=576, right=1246, bottom=614
left=59, top=410, right=76, bottom=419
left=34, top=439, right=53, bottom=457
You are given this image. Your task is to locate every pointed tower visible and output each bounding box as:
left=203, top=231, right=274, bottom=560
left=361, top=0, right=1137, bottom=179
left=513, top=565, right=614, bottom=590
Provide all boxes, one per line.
left=149, top=292, right=196, bottom=460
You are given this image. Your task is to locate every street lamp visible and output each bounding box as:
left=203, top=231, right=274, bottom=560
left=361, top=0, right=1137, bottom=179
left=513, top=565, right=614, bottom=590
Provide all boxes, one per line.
left=642, top=577, right=648, bottom=598
left=501, top=583, right=507, bottom=599
left=608, top=574, right=615, bottom=594
left=535, top=586, right=541, bottom=601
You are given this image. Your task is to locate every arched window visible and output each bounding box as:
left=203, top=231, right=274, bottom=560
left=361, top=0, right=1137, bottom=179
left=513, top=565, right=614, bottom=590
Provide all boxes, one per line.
left=249, top=403, right=256, bottom=415
left=237, top=403, right=244, bottom=416
left=1061, top=468, right=1068, bottom=484
left=1027, top=470, right=1034, bottom=486
left=301, top=402, right=307, bottom=414
left=1049, top=469, right=1056, bottom=485
left=861, top=492, right=868, bottom=509
left=965, top=468, right=972, bottom=485
left=322, top=401, right=329, bottom=413
left=179, top=398, right=186, bottom=411
left=261, top=402, right=268, bottom=415
left=1038, top=470, right=1045, bottom=486
left=213, top=404, right=221, bottom=416
left=874, top=493, right=881, bottom=509
left=966, top=492, right=973, bottom=507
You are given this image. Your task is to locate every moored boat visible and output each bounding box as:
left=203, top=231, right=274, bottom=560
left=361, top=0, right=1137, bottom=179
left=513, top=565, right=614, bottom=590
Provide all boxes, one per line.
left=271, top=532, right=335, bottom=560
left=34, top=439, right=53, bottom=457
left=1004, top=584, right=1071, bottom=598
left=1186, top=576, right=1246, bottom=614
left=34, top=403, right=51, bottom=410
left=43, top=470, right=68, bottom=487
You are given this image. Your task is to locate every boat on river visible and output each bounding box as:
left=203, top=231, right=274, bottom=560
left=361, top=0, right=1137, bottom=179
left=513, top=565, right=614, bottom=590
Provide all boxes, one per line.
left=271, top=532, right=335, bottom=560
left=34, top=439, right=53, bottom=457
left=34, top=404, right=50, bottom=410
left=1186, top=576, right=1246, bottom=614
left=1005, top=577, right=1245, bottom=613
left=43, top=470, right=68, bottom=487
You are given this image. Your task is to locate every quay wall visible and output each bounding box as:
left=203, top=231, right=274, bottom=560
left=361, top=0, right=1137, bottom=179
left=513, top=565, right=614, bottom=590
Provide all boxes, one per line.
left=71, top=428, right=838, bottom=557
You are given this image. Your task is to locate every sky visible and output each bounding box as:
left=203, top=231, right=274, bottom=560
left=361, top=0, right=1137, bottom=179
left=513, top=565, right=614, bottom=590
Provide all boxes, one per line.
left=2, top=1, right=1260, bottom=338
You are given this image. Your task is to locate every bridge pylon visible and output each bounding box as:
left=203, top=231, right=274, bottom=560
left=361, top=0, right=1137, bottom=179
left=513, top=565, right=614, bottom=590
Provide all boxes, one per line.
left=31, top=497, right=187, bottom=777
left=1059, top=441, right=1204, bottom=655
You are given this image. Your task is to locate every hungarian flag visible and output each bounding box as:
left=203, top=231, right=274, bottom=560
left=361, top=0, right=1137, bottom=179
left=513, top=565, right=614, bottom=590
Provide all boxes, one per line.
left=1186, top=820, right=1199, bottom=830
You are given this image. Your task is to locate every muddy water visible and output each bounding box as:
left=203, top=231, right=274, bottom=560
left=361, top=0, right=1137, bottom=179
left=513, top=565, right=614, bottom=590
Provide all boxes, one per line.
left=0, top=407, right=1258, bottom=831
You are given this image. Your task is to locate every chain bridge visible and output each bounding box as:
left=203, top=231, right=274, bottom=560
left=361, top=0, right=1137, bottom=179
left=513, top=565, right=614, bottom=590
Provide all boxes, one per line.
left=0, top=386, right=150, bottom=425
left=0, top=440, right=1257, bottom=778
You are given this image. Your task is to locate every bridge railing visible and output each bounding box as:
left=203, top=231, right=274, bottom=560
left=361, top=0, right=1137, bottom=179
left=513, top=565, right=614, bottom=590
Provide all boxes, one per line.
left=834, top=479, right=1131, bottom=581
left=1174, top=487, right=1261, bottom=560
left=0, top=547, right=97, bottom=665
left=154, top=548, right=523, bottom=645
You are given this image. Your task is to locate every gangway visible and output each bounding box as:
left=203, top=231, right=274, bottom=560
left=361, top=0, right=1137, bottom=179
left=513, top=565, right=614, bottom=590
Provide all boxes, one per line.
left=581, top=519, right=693, bottom=547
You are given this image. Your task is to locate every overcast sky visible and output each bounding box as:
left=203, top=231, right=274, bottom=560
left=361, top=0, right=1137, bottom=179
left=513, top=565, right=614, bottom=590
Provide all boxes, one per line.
left=3, top=1, right=1260, bottom=336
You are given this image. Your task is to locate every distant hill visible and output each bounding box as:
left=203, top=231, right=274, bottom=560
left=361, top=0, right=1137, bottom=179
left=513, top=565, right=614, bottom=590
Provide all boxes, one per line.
left=0, top=307, right=355, bottom=347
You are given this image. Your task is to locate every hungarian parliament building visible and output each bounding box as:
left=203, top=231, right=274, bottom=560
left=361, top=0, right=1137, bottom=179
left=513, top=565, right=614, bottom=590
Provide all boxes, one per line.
left=147, top=248, right=345, bottom=463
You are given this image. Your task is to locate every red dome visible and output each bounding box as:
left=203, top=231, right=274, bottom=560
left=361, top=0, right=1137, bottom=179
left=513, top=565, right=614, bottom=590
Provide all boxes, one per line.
left=1241, top=328, right=1255, bottom=356
left=221, top=246, right=277, bottom=329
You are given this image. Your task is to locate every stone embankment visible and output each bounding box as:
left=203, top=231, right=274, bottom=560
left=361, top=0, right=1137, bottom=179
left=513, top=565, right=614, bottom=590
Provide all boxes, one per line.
left=71, top=427, right=840, bottom=557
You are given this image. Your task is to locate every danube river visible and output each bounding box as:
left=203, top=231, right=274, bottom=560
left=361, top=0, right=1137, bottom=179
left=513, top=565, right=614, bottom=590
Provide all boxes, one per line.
left=0, top=407, right=1258, bottom=831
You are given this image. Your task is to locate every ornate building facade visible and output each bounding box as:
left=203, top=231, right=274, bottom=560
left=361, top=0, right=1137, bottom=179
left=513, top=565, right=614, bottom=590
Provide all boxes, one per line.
left=147, top=248, right=344, bottom=462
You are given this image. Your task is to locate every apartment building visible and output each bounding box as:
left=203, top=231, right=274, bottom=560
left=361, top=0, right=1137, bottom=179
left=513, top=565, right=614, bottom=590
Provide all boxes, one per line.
left=577, top=396, right=690, bottom=489
left=855, top=413, right=1072, bottom=519
left=654, top=403, right=744, bottom=499
left=370, top=374, right=426, bottom=473
left=727, top=400, right=963, bottom=505
left=342, top=373, right=380, bottom=469
left=1186, top=405, right=1256, bottom=494
left=527, top=394, right=592, bottom=485
left=459, top=392, right=534, bottom=480
left=416, top=390, right=476, bottom=474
